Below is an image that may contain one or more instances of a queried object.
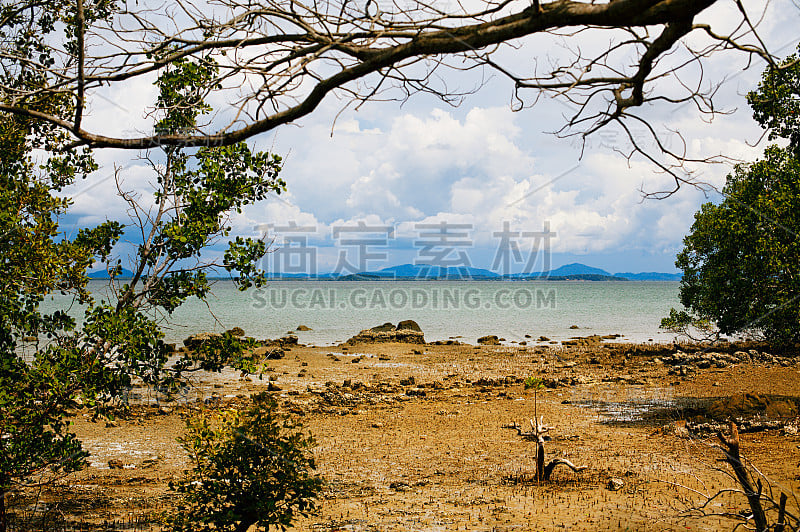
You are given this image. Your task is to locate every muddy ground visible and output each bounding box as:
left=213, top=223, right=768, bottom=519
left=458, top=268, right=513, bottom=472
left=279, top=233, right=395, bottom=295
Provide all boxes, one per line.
left=10, top=339, right=800, bottom=531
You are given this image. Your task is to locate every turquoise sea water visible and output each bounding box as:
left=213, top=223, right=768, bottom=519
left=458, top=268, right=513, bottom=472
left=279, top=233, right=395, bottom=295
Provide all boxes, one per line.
left=42, top=280, right=682, bottom=346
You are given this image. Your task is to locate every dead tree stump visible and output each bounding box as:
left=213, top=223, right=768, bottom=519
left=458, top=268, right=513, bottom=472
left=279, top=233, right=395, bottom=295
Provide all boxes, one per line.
left=508, top=416, right=587, bottom=482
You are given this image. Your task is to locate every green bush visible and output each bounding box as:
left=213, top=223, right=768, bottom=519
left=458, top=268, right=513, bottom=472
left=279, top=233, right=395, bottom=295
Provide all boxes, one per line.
left=164, top=393, right=323, bottom=532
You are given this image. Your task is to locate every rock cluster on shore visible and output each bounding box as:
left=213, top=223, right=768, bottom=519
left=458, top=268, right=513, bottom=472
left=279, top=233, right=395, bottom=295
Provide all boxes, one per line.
left=344, top=320, right=424, bottom=345
left=657, top=349, right=800, bottom=375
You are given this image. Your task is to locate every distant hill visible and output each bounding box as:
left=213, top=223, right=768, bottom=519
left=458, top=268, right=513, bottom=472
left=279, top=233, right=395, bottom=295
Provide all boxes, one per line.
left=614, top=271, right=682, bottom=281
left=88, top=268, right=134, bottom=279
left=371, top=264, right=499, bottom=279
left=544, top=263, right=612, bottom=277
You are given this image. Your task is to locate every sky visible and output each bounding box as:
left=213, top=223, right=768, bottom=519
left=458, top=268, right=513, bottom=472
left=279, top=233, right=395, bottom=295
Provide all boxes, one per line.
left=61, top=0, right=800, bottom=276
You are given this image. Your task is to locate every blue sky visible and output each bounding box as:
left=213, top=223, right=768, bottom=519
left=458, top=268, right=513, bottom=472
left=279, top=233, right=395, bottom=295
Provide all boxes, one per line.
left=61, top=1, right=799, bottom=275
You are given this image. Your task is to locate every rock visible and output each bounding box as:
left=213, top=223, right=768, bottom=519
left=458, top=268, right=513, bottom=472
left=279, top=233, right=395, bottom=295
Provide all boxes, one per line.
left=371, top=322, right=396, bottom=333
left=607, top=478, right=625, bottom=491
left=280, top=335, right=299, bottom=346
left=296, top=325, right=312, bottom=331
left=267, top=382, right=282, bottom=392
left=389, top=480, right=409, bottom=491
left=344, top=323, right=425, bottom=344
left=371, top=422, right=384, bottom=428
left=477, top=335, right=500, bottom=345
left=22, top=336, right=38, bottom=342
left=708, top=393, right=778, bottom=419
left=396, top=319, right=422, bottom=332
left=766, top=399, right=797, bottom=419
left=158, top=406, right=173, bottom=415
left=183, top=332, right=221, bottom=349
left=252, top=346, right=285, bottom=359
left=562, top=335, right=602, bottom=347
left=141, top=457, right=160, bottom=468
left=226, top=327, right=245, bottom=337
left=538, top=336, right=550, bottom=342
left=569, top=325, right=579, bottom=329
left=108, top=459, right=125, bottom=470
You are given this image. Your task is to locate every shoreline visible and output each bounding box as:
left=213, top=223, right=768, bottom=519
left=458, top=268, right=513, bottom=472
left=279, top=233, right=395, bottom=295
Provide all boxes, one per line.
left=26, top=335, right=798, bottom=531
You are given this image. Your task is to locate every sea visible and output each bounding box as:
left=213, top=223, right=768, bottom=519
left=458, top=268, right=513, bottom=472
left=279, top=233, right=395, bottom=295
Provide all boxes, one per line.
left=42, top=280, right=683, bottom=346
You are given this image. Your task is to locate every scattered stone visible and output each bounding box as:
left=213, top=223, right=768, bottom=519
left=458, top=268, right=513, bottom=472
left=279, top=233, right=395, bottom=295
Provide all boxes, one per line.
left=158, top=406, right=172, bottom=415
left=22, top=336, right=38, bottom=342
left=267, top=382, right=282, bottom=392
left=371, top=422, right=384, bottom=428
left=477, top=335, right=500, bottom=345
left=108, top=459, right=125, bottom=470
left=400, top=376, right=416, bottom=386
left=226, top=327, right=245, bottom=337
left=296, top=325, right=312, bottom=331
left=569, top=325, right=579, bottom=329
left=538, top=336, right=550, bottom=342
left=389, top=480, right=409, bottom=491
left=378, top=355, right=390, bottom=361
left=607, top=478, right=625, bottom=491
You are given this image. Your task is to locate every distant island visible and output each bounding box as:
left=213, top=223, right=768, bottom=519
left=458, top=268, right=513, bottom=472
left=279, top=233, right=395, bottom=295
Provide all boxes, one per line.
left=87, top=262, right=681, bottom=281
left=263, top=263, right=682, bottom=281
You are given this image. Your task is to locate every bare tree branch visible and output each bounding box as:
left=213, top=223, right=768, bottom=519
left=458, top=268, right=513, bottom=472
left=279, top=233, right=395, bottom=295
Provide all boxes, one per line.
left=0, top=0, right=789, bottom=190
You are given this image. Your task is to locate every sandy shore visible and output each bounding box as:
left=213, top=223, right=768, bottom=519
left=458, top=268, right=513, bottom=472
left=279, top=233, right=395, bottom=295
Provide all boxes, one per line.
left=12, top=339, right=800, bottom=531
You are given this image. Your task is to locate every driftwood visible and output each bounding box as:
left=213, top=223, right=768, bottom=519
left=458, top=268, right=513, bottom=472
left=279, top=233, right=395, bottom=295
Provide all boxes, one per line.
left=509, top=416, right=587, bottom=482
left=717, top=422, right=768, bottom=531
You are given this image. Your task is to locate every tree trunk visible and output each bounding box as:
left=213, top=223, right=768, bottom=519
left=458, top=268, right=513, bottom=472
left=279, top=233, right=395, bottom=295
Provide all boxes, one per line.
left=0, top=489, right=7, bottom=532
